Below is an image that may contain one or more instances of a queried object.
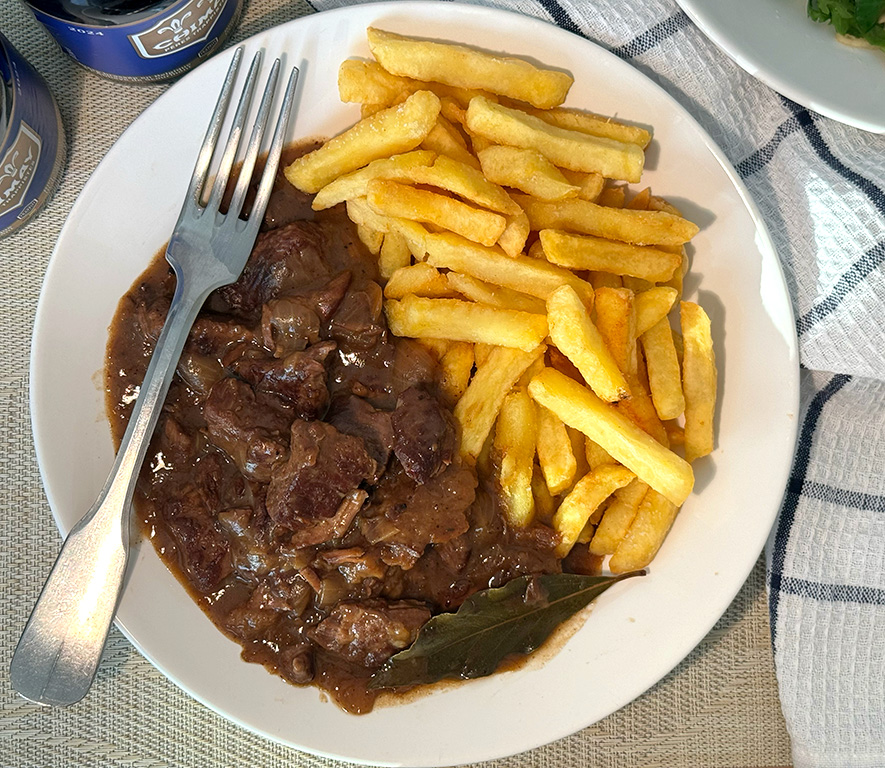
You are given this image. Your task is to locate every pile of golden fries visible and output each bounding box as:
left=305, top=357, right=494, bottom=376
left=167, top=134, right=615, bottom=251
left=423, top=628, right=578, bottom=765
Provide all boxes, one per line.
left=285, top=28, right=717, bottom=573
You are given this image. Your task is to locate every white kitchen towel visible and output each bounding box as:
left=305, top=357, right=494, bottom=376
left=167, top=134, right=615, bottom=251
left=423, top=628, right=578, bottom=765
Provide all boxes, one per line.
left=308, top=0, right=885, bottom=764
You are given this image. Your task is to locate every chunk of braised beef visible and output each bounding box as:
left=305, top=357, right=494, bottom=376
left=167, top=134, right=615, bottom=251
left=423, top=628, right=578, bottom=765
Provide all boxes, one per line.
left=161, top=485, right=232, bottom=594
left=360, top=463, right=476, bottom=569
left=261, top=297, right=321, bottom=356
left=203, top=377, right=291, bottom=482
left=391, top=385, right=456, bottom=483
left=329, top=395, right=395, bottom=472
left=187, top=315, right=255, bottom=358
left=234, top=341, right=335, bottom=420
left=213, top=221, right=333, bottom=319
left=327, top=282, right=385, bottom=351
left=309, top=599, right=431, bottom=668
left=266, top=420, right=376, bottom=546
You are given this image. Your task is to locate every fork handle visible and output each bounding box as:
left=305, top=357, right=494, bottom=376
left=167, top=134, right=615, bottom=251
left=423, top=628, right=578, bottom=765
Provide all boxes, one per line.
left=10, top=274, right=206, bottom=707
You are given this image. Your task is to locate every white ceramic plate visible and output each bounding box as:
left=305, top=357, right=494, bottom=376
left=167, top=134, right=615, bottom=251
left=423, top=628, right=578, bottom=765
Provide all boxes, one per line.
left=30, top=3, right=799, bottom=765
left=675, top=0, right=885, bottom=133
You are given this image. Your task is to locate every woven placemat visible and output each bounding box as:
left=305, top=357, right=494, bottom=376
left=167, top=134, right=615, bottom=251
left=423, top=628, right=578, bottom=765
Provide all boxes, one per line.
left=0, top=0, right=792, bottom=764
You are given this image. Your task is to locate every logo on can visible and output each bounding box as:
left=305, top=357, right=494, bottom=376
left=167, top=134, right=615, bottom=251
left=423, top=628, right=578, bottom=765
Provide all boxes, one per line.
left=129, top=0, right=227, bottom=59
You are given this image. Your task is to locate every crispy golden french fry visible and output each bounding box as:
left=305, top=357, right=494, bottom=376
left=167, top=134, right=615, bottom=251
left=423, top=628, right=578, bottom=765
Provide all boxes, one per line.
left=539, top=229, right=682, bottom=283
left=346, top=197, right=430, bottom=257
left=446, top=271, right=546, bottom=314
left=588, top=478, right=648, bottom=556
left=681, top=301, right=717, bottom=462
left=589, top=271, right=622, bottom=290
left=641, top=317, right=685, bottom=421
left=367, top=27, right=573, bottom=109
left=559, top=168, right=606, bottom=202
left=494, top=388, right=538, bottom=528
left=312, top=150, right=436, bottom=210
left=609, top=489, right=679, bottom=572
left=378, top=230, right=412, bottom=280
left=498, top=208, right=530, bottom=257
left=536, top=405, right=577, bottom=495
left=477, top=145, right=580, bottom=201
left=338, top=58, right=416, bottom=104
left=456, top=344, right=546, bottom=458
left=593, top=286, right=638, bottom=377
left=546, top=284, right=630, bottom=403
left=527, top=106, right=652, bottom=149
left=466, top=96, right=645, bottom=183
left=439, top=341, right=475, bottom=405
left=473, top=342, right=494, bottom=367
left=383, top=263, right=454, bottom=299
left=627, top=187, right=652, bottom=210
left=634, top=286, right=678, bottom=336
left=514, top=194, right=699, bottom=247
left=648, top=195, right=683, bottom=216
left=407, top=155, right=521, bottom=215
left=597, top=185, right=626, bottom=208
left=421, top=116, right=481, bottom=168
left=552, top=465, right=635, bottom=557
left=527, top=367, right=694, bottom=506
left=356, top=223, right=384, bottom=255
left=531, top=465, right=557, bottom=525
left=585, top=437, right=617, bottom=469
left=367, top=179, right=506, bottom=246
left=286, top=90, right=441, bottom=193
left=424, top=231, right=595, bottom=305
left=385, top=294, right=548, bottom=351
left=414, top=337, right=451, bottom=360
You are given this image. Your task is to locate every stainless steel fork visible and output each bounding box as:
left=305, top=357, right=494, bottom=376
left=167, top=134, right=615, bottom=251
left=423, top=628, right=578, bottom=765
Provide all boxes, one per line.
left=9, top=47, right=299, bottom=707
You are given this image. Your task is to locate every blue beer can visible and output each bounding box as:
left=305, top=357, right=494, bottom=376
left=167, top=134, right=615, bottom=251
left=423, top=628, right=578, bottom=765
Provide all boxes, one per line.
left=24, top=0, right=243, bottom=82
left=0, top=31, right=66, bottom=240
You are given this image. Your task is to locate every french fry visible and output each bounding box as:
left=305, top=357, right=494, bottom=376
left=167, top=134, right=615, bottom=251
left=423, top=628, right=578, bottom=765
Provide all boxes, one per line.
left=539, top=229, right=682, bottom=283
left=477, top=145, right=580, bottom=201
left=514, top=193, right=699, bottom=247
left=596, top=185, right=626, bottom=208
left=421, top=116, right=481, bottom=168
left=346, top=197, right=430, bottom=257
left=585, top=437, right=617, bottom=469
left=367, top=27, right=573, bottom=109
left=641, top=317, right=685, bottom=421
left=527, top=367, right=694, bottom=506
left=681, top=301, right=717, bottom=462
left=356, top=223, right=383, bottom=255
left=424, top=231, right=595, bottom=305
left=338, top=58, right=416, bottom=105
left=383, top=263, right=453, bottom=299
left=627, top=187, right=652, bottom=210
left=536, top=405, right=577, bottom=495
left=560, top=168, right=606, bottom=201
left=311, top=150, right=436, bottom=210
left=384, top=295, right=548, bottom=351
left=552, top=465, right=635, bottom=557
left=466, top=96, right=645, bottom=183
left=408, top=155, right=521, bottom=214
left=286, top=90, right=441, bottom=193
left=609, top=489, right=679, bottom=572
left=497, top=208, right=531, bottom=257
left=527, top=106, right=652, bottom=149
left=439, top=341, right=475, bottom=405
left=367, top=179, right=507, bottom=246
left=378, top=230, right=412, bottom=280
left=634, top=286, right=678, bottom=336
left=589, top=478, right=648, bottom=556
left=494, top=389, right=538, bottom=528
left=446, top=271, right=546, bottom=314
left=455, top=344, right=546, bottom=458
left=593, top=286, right=638, bottom=377
left=531, top=465, right=556, bottom=525
left=546, top=284, right=630, bottom=403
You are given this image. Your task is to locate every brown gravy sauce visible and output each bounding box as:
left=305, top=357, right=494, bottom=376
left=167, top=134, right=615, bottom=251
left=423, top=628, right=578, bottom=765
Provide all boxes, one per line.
left=104, top=144, right=595, bottom=713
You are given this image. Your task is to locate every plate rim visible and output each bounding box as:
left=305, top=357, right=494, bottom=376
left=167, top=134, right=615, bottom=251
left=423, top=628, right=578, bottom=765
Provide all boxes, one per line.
left=674, top=0, right=885, bottom=134
left=29, top=2, right=801, bottom=764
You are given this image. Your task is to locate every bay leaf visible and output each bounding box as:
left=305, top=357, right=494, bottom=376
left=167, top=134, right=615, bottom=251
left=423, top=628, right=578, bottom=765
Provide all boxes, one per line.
left=369, top=570, right=644, bottom=690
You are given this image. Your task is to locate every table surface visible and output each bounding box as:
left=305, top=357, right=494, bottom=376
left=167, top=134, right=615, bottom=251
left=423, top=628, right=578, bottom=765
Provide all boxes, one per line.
left=0, top=0, right=793, bottom=765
